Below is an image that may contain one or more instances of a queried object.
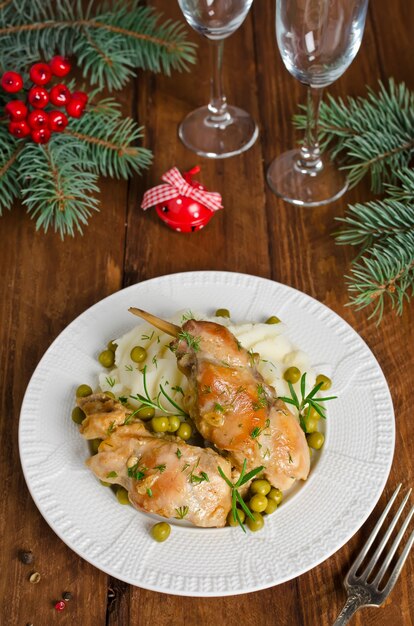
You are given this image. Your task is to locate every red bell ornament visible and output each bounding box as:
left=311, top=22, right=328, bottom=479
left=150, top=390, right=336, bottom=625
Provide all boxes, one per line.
left=141, top=166, right=223, bottom=233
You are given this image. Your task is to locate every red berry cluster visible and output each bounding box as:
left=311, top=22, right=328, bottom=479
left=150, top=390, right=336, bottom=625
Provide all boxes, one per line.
left=1, top=57, right=88, bottom=144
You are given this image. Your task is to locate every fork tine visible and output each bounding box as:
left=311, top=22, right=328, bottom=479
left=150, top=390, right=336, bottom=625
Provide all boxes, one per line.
left=381, top=528, right=414, bottom=597
left=373, top=504, right=414, bottom=588
left=358, top=488, right=411, bottom=580
left=347, top=484, right=402, bottom=579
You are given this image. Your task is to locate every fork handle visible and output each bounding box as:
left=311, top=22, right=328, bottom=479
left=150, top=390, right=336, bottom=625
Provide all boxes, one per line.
left=332, top=595, right=364, bottom=625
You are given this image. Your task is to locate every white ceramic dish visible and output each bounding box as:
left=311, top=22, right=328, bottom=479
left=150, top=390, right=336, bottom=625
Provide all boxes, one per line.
left=19, top=271, right=395, bottom=597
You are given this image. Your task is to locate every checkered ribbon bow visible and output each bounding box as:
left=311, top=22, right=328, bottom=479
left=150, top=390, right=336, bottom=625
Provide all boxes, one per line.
left=141, top=167, right=223, bottom=212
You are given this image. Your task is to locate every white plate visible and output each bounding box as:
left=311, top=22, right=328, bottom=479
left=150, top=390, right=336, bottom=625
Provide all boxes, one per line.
left=19, top=271, right=395, bottom=597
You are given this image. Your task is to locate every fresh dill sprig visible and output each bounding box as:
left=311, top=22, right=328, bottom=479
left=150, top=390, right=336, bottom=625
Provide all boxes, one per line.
left=278, top=373, right=337, bottom=431
left=178, top=330, right=201, bottom=352
left=217, top=459, right=264, bottom=532
left=105, top=376, right=116, bottom=388
left=175, top=505, right=189, bottom=519
left=130, top=365, right=189, bottom=418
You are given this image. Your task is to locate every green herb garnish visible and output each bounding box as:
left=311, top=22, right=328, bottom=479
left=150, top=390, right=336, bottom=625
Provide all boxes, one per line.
left=178, top=330, right=201, bottom=352
left=106, top=420, right=116, bottom=435
left=252, top=383, right=268, bottom=411
left=181, top=310, right=194, bottom=322
left=105, top=376, right=116, bottom=388
left=124, top=364, right=134, bottom=372
left=171, top=385, right=184, bottom=395
left=175, top=448, right=182, bottom=459
left=141, top=331, right=154, bottom=341
left=127, top=462, right=146, bottom=481
left=146, top=488, right=153, bottom=497
left=218, top=459, right=264, bottom=532
left=154, top=464, right=166, bottom=473
left=130, top=365, right=189, bottom=418
left=106, top=471, right=118, bottom=478
left=175, top=505, right=189, bottom=519
left=279, top=372, right=337, bottom=430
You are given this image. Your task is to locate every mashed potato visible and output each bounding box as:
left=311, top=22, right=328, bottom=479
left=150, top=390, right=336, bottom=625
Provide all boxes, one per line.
left=98, top=311, right=316, bottom=418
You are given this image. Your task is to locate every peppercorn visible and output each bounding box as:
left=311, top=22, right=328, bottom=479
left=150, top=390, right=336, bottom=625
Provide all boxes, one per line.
left=54, top=600, right=66, bottom=611
left=62, top=591, right=73, bottom=601
left=19, top=550, right=34, bottom=564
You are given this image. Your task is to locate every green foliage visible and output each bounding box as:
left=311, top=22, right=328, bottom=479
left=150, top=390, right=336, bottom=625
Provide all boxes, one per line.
left=293, top=79, right=414, bottom=194
left=19, top=139, right=100, bottom=237
left=336, top=169, right=414, bottom=322
left=0, top=0, right=196, bottom=236
left=0, top=0, right=197, bottom=90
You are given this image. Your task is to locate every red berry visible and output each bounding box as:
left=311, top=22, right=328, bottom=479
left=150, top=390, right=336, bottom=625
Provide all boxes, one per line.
left=28, top=110, right=49, bottom=130
left=49, top=56, right=71, bottom=77
left=49, top=110, right=68, bottom=132
left=54, top=600, right=66, bottom=612
left=66, top=98, right=86, bottom=118
left=5, top=100, right=28, bottom=120
left=8, top=120, right=30, bottom=138
left=71, top=91, right=88, bottom=105
left=49, top=84, right=71, bottom=106
left=1, top=71, right=23, bottom=93
left=28, top=86, right=49, bottom=109
left=31, top=127, right=51, bottom=144
left=29, top=62, right=52, bottom=86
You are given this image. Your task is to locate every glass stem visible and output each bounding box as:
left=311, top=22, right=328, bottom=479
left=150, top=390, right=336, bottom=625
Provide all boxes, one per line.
left=207, top=40, right=231, bottom=125
left=297, top=86, right=324, bottom=175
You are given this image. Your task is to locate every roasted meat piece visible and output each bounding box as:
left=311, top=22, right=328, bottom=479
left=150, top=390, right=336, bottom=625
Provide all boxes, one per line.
left=85, top=422, right=232, bottom=528
left=174, top=320, right=310, bottom=490
left=78, top=393, right=137, bottom=440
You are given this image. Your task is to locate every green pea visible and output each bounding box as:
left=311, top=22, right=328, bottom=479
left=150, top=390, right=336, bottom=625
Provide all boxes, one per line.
left=137, top=406, right=155, bottom=420
left=307, top=406, right=321, bottom=421
left=105, top=391, right=115, bottom=399
left=246, top=512, right=264, bottom=532
left=151, top=416, right=169, bottom=433
left=303, top=414, right=319, bottom=433
left=90, top=438, right=101, bottom=455
left=249, top=494, right=268, bottom=513
left=151, top=522, right=171, bottom=542
left=177, top=422, right=192, bottom=441
left=250, top=479, right=271, bottom=496
left=98, top=349, right=115, bottom=368
left=107, top=340, right=117, bottom=352
left=116, top=486, right=130, bottom=505
left=168, top=416, right=181, bottom=432
left=268, top=488, right=283, bottom=505
left=307, top=432, right=325, bottom=450
left=76, top=384, right=92, bottom=398
left=71, top=406, right=85, bottom=424
left=283, top=367, right=301, bottom=384
left=130, top=346, right=147, bottom=363
left=265, top=316, right=281, bottom=324
left=264, top=499, right=278, bottom=515
left=316, top=374, right=332, bottom=390
left=215, top=308, right=230, bottom=318
left=227, top=508, right=246, bottom=527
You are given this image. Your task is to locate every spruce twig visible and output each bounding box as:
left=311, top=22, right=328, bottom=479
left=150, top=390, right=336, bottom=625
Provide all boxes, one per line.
left=0, top=0, right=197, bottom=90
left=293, top=79, right=414, bottom=193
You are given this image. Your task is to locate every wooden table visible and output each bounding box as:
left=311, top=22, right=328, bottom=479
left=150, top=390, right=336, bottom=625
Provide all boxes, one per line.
left=1, top=1, right=413, bottom=624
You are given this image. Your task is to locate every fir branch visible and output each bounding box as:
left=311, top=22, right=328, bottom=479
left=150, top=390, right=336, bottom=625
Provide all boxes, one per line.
left=0, top=0, right=197, bottom=90
left=19, top=138, right=100, bottom=238
left=66, top=101, right=153, bottom=178
left=336, top=169, right=414, bottom=321
left=0, top=125, right=22, bottom=214
left=293, top=79, right=414, bottom=193
left=345, top=234, right=414, bottom=321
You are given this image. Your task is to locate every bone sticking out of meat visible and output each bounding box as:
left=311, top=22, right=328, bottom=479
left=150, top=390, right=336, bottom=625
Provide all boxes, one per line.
left=87, top=423, right=232, bottom=528
left=172, top=319, right=310, bottom=491
left=129, top=307, right=180, bottom=337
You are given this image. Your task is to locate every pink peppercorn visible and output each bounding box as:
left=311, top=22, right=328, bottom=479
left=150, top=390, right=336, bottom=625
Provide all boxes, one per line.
left=54, top=600, right=66, bottom=611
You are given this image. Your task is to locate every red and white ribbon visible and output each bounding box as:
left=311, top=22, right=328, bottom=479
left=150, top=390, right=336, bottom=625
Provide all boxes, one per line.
left=141, top=167, right=223, bottom=212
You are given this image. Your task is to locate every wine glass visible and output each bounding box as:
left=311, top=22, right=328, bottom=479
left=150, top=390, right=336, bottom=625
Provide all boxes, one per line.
left=177, top=0, right=258, bottom=158
left=267, top=0, right=369, bottom=206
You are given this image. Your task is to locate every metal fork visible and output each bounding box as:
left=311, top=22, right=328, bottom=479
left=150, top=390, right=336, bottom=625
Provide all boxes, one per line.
left=333, top=484, right=414, bottom=625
